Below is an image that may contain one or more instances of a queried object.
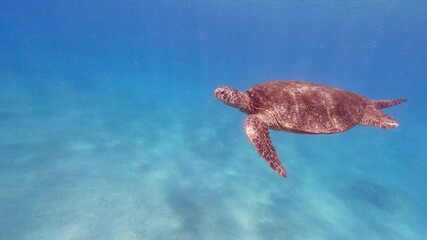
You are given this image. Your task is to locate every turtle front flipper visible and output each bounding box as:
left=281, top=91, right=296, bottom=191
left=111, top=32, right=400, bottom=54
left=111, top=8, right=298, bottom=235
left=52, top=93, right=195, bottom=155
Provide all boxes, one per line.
left=245, top=114, right=288, bottom=177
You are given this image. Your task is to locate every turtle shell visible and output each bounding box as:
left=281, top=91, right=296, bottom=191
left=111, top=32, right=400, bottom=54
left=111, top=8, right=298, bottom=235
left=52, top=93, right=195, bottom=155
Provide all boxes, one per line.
left=246, top=81, right=367, bottom=134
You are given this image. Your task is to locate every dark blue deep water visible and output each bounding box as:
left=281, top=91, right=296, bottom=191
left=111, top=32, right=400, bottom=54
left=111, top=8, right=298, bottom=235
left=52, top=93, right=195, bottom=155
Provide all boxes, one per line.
left=1, top=1, right=426, bottom=239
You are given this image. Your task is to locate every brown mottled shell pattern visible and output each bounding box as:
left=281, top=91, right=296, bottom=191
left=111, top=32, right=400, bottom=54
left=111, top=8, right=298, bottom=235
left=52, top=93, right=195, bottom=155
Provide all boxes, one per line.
left=247, top=81, right=366, bottom=134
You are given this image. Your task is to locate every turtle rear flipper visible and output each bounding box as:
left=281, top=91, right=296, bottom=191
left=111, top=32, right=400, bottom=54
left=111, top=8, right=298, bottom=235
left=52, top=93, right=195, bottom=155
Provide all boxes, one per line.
left=360, top=105, right=399, bottom=129
left=369, top=99, right=407, bottom=109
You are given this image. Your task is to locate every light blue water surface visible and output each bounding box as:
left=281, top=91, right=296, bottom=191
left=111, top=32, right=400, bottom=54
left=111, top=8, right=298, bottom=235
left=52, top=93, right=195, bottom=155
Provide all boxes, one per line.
left=0, top=1, right=426, bottom=239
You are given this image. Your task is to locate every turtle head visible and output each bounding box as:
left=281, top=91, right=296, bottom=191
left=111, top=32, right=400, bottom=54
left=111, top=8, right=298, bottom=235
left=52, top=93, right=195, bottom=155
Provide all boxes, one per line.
left=214, top=86, right=251, bottom=113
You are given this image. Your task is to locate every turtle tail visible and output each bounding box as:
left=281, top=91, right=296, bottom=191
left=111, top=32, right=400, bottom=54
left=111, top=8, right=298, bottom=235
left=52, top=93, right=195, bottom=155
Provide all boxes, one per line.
left=369, top=98, right=407, bottom=109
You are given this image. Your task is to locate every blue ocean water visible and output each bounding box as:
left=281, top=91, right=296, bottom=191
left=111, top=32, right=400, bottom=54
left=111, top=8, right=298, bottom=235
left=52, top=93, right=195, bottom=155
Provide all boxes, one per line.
left=1, top=0, right=426, bottom=239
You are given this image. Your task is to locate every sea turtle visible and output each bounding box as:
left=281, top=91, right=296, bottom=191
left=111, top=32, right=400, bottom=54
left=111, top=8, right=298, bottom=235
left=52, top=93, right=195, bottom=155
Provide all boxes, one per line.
left=213, top=80, right=406, bottom=178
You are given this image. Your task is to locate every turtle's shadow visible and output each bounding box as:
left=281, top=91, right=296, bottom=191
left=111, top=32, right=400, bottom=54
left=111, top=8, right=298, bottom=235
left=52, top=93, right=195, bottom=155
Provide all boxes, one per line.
left=336, top=180, right=401, bottom=212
